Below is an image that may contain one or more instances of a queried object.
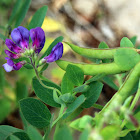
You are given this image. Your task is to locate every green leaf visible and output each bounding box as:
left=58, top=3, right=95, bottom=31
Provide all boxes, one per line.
left=101, top=125, right=120, bottom=140
left=39, top=63, right=49, bottom=74
left=32, top=77, right=60, bottom=107
left=53, top=89, right=64, bottom=105
left=102, top=76, right=119, bottom=90
left=130, top=36, right=137, bottom=46
left=20, top=111, right=43, bottom=140
left=7, top=132, right=31, bottom=140
left=24, top=64, right=33, bottom=69
left=54, top=125, right=73, bottom=140
left=62, top=95, right=85, bottom=119
left=60, top=93, right=75, bottom=104
left=28, top=6, right=48, bottom=30
left=120, top=132, right=133, bottom=140
left=15, top=0, right=31, bottom=27
left=0, top=68, right=5, bottom=93
left=114, top=48, right=140, bottom=70
left=27, top=125, right=43, bottom=140
left=65, top=107, right=83, bottom=122
left=8, top=0, right=22, bottom=24
left=120, top=129, right=131, bottom=137
left=20, top=98, right=51, bottom=128
left=85, top=73, right=105, bottom=84
left=40, top=36, right=63, bottom=60
left=79, top=129, right=89, bottom=140
left=66, top=64, right=84, bottom=86
left=120, top=37, right=134, bottom=47
left=82, top=81, right=103, bottom=108
left=19, top=110, right=28, bottom=131
left=98, top=42, right=109, bottom=49
left=61, top=73, right=74, bottom=94
left=16, top=81, right=28, bottom=103
left=73, top=85, right=89, bottom=93
left=0, top=125, right=23, bottom=140
left=7, top=135, right=20, bottom=140
left=70, top=115, right=93, bottom=131
left=0, top=33, right=7, bottom=41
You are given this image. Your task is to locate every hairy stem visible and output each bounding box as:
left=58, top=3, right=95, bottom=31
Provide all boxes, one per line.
left=30, top=57, right=62, bottom=95
left=51, top=104, right=65, bottom=128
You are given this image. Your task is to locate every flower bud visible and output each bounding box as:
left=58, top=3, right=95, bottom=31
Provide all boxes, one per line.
left=44, top=42, right=63, bottom=63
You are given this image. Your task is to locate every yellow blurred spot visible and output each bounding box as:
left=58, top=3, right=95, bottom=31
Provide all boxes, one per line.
left=4, top=88, right=16, bottom=101
left=42, top=17, right=65, bottom=32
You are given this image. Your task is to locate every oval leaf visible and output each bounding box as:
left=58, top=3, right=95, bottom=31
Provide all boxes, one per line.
left=120, top=37, right=134, bottom=48
left=66, top=64, right=84, bottom=86
left=98, top=42, right=109, bottom=49
left=28, top=6, right=48, bottom=30
left=0, top=125, right=23, bottom=140
left=62, top=95, right=85, bottom=119
left=114, top=48, right=140, bottom=70
left=82, top=81, right=103, bottom=108
left=15, top=0, right=31, bottom=27
left=32, top=77, right=60, bottom=107
left=20, top=98, right=51, bottom=128
left=61, top=73, right=74, bottom=94
left=7, top=132, right=31, bottom=140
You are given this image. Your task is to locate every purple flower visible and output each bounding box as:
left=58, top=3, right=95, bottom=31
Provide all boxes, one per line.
left=3, top=26, right=46, bottom=72
left=11, top=26, right=29, bottom=49
left=30, top=27, right=45, bottom=54
left=43, top=42, right=63, bottom=63
left=5, top=26, right=29, bottom=60
left=5, top=26, right=45, bottom=59
left=2, top=57, right=24, bottom=72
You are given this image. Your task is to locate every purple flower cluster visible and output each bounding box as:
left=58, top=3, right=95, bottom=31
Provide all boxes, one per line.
left=3, top=26, right=63, bottom=72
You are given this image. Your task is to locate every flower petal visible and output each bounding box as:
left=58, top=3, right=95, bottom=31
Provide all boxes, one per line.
left=30, top=27, right=45, bottom=53
left=2, top=63, right=13, bottom=72
left=5, top=57, right=14, bottom=66
left=13, top=62, right=23, bottom=70
left=5, top=39, right=22, bottom=53
left=5, top=50, right=20, bottom=59
left=44, top=42, right=63, bottom=63
left=11, top=26, right=29, bottom=48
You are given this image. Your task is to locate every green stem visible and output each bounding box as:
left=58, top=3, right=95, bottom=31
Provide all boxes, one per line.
left=92, top=103, right=103, bottom=110
left=30, top=57, right=62, bottom=95
left=51, top=104, right=65, bottom=128
left=43, top=105, right=65, bottom=140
